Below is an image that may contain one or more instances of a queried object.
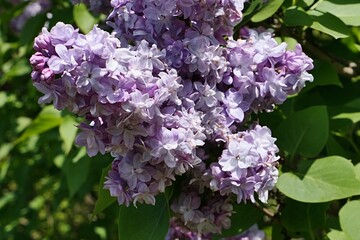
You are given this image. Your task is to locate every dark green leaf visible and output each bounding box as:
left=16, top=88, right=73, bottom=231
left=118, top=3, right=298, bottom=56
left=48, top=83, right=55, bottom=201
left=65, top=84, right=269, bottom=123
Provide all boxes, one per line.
left=275, top=106, right=329, bottom=158
left=281, top=198, right=328, bottom=234
left=339, top=200, right=360, bottom=240
left=251, top=0, right=284, bottom=22
left=215, top=203, right=263, bottom=239
left=277, top=156, right=360, bottom=202
left=333, top=112, right=360, bottom=124
left=284, top=6, right=313, bottom=26
left=311, top=60, right=342, bottom=88
left=93, top=165, right=116, bottom=217
left=118, top=194, right=169, bottom=240
left=19, top=13, right=47, bottom=45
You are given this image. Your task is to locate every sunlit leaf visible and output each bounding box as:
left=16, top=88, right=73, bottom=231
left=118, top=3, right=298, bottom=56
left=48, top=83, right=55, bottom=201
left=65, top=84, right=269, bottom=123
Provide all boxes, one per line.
left=59, top=115, right=77, bottom=155
left=277, top=156, right=360, bottom=202
left=328, top=229, right=351, bottom=240
left=316, top=0, right=360, bottom=26
left=251, top=0, right=284, bottom=22
left=73, top=3, right=98, bottom=33
left=339, top=200, right=360, bottom=240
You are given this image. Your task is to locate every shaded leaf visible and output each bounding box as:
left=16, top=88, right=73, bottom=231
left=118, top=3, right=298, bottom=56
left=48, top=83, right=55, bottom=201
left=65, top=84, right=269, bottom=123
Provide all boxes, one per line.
left=339, top=200, right=360, bottom=240
left=277, top=156, right=360, bottom=202
left=214, top=204, right=263, bottom=239
left=281, top=198, right=328, bottom=233
left=118, top=194, right=169, bottom=240
left=311, top=60, right=342, bottom=88
left=275, top=106, right=329, bottom=158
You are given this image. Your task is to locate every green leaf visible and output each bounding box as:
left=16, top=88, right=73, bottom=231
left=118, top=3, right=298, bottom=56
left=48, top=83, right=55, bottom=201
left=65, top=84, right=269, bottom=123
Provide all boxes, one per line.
left=93, top=165, right=116, bottom=217
left=284, top=6, right=313, bottom=26
left=73, top=3, right=98, bottom=33
left=63, top=150, right=89, bottom=198
left=333, top=112, right=360, bottom=124
left=19, top=13, right=47, bottom=45
left=251, top=0, right=284, bottom=22
left=281, top=198, right=328, bottom=234
left=311, top=60, right=342, bottom=88
left=277, top=156, right=360, bottom=203
left=316, top=0, right=360, bottom=26
left=215, top=204, right=263, bottom=239
left=339, top=200, right=360, bottom=240
left=275, top=106, right=329, bottom=158
left=15, top=106, right=62, bottom=144
left=284, top=7, right=350, bottom=38
left=328, top=229, right=351, bottom=240
left=59, top=115, right=77, bottom=155
left=355, top=163, right=360, bottom=181
left=118, top=194, right=169, bottom=240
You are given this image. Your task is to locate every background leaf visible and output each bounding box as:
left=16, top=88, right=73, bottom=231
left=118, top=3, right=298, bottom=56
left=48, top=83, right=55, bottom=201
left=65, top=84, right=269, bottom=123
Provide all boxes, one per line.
left=277, top=156, right=360, bottom=202
left=328, top=229, right=351, bottom=240
left=59, top=115, right=77, bottom=155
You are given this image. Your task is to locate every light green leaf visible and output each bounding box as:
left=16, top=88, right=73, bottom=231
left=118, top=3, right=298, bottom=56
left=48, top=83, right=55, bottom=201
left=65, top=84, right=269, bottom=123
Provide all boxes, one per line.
left=316, top=0, right=360, bottom=26
left=73, top=3, right=98, bottom=33
left=93, top=165, right=116, bottom=217
left=355, top=163, right=360, bottom=181
left=118, top=194, right=169, bottom=240
left=333, top=112, right=360, bottom=124
left=284, top=7, right=350, bottom=39
left=328, top=229, right=351, bottom=240
left=277, top=156, right=360, bottom=203
left=339, top=200, right=360, bottom=240
left=275, top=106, right=329, bottom=158
left=251, top=0, right=284, bottom=22
left=15, top=106, right=62, bottom=144
left=307, top=10, right=350, bottom=39
left=59, top=115, right=77, bottom=155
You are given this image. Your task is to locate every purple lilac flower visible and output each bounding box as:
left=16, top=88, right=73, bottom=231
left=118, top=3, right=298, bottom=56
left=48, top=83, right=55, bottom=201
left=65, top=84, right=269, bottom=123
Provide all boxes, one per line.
left=30, top=0, right=313, bottom=212
left=210, top=125, right=279, bottom=203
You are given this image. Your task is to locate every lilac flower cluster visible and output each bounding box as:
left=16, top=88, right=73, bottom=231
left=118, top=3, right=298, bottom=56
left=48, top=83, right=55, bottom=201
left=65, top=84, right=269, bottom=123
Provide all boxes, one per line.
left=30, top=0, right=314, bottom=238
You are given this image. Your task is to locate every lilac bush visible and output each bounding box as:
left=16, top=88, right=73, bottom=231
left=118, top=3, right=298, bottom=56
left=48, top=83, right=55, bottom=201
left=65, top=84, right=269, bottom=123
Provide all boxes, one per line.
left=30, top=0, right=314, bottom=238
